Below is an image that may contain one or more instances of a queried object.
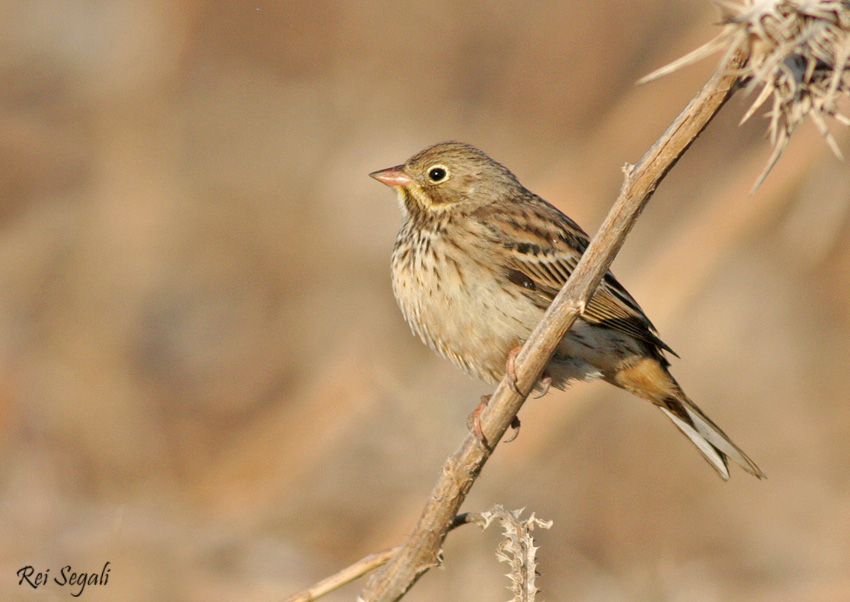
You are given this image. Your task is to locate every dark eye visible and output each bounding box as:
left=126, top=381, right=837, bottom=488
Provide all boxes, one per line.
left=427, top=165, right=448, bottom=183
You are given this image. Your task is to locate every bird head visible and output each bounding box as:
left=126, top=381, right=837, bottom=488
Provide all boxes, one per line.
left=370, top=141, right=523, bottom=216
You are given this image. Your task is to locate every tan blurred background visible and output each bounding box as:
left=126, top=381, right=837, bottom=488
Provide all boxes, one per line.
left=2, top=1, right=850, bottom=601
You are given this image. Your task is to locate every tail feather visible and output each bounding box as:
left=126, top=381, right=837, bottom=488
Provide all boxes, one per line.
left=607, top=356, right=765, bottom=479
left=661, top=396, right=766, bottom=480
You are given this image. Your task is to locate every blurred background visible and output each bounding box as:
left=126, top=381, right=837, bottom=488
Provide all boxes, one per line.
left=2, top=1, right=849, bottom=601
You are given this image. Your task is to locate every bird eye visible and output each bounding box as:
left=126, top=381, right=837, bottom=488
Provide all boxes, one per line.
left=427, top=165, right=449, bottom=183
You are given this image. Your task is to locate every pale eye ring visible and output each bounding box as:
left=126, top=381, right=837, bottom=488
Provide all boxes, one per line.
left=427, top=165, right=449, bottom=183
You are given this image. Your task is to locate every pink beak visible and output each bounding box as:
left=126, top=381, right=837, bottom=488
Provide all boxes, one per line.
left=370, top=165, right=414, bottom=187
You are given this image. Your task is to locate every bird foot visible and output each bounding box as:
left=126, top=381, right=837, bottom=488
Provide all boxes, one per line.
left=467, top=394, right=522, bottom=447
left=506, top=345, right=552, bottom=399
left=468, top=394, right=491, bottom=449
left=505, top=345, right=523, bottom=394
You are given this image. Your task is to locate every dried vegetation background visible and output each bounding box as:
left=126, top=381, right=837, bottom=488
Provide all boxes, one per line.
left=2, top=1, right=849, bottom=601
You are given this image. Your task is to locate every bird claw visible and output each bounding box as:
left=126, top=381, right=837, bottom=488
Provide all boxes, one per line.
left=468, top=395, right=491, bottom=450
left=506, top=346, right=551, bottom=399
left=533, top=374, right=552, bottom=399
left=468, top=394, right=521, bottom=446
left=505, top=345, right=523, bottom=394
left=503, top=416, right=521, bottom=443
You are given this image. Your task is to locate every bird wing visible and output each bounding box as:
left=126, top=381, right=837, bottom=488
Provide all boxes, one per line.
left=481, top=198, right=676, bottom=356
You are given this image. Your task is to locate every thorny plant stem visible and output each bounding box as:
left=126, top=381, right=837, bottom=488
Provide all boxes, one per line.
left=354, top=52, right=748, bottom=602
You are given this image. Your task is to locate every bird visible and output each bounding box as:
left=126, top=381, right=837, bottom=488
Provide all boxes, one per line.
left=370, top=141, right=764, bottom=480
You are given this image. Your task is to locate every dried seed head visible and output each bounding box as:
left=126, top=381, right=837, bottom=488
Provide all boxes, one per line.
left=641, top=0, right=850, bottom=191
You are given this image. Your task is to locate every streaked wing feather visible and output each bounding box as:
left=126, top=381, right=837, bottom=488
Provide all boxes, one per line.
left=483, top=197, right=676, bottom=356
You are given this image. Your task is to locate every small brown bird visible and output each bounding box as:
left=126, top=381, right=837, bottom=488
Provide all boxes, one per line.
left=371, top=141, right=764, bottom=480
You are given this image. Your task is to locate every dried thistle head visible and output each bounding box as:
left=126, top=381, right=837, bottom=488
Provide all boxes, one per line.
left=641, top=0, right=850, bottom=190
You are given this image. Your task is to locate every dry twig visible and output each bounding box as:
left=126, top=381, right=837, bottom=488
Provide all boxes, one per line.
left=281, top=514, right=475, bottom=602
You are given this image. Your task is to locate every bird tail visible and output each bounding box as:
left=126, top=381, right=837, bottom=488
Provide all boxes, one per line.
left=608, top=357, right=765, bottom=480
left=659, top=394, right=765, bottom=481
